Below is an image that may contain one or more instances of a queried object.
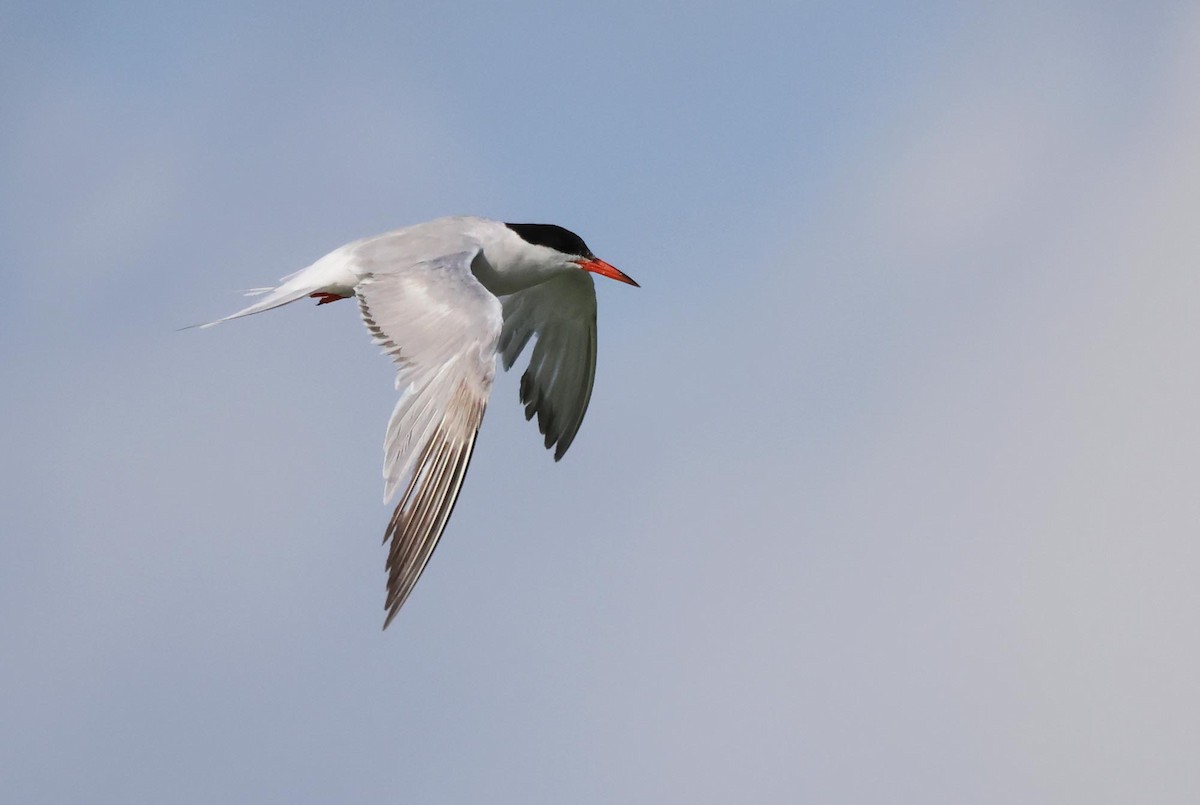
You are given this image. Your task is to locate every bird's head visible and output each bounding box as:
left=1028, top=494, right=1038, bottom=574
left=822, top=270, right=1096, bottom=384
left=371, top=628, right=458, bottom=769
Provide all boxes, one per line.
left=505, top=223, right=640, bottom=287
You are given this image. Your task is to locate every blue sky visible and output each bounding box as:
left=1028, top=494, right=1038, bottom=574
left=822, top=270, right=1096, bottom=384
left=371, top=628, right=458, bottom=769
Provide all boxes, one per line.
left=3, top=2, right=1200, bottom=802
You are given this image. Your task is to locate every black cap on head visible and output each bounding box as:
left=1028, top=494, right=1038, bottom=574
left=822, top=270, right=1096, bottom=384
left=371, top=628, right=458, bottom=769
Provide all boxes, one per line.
left=505, top=223, right=594, bottom=259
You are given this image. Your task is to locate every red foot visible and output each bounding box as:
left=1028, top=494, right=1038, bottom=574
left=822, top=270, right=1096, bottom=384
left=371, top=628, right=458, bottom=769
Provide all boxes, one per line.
left=310, top=292, right=347, bottom=306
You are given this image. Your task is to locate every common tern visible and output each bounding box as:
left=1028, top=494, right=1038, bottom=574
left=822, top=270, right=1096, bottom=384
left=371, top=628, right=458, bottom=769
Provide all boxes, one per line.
left=200, top=216, right=638, bottom=627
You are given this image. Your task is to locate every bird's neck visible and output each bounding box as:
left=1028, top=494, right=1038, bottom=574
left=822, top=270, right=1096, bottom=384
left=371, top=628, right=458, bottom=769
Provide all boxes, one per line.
left=472, top=240, right=562, bottom=296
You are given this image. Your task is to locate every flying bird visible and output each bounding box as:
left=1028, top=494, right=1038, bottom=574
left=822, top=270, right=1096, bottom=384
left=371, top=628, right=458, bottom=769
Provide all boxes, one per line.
left=199, top=216, right=638, bottom=627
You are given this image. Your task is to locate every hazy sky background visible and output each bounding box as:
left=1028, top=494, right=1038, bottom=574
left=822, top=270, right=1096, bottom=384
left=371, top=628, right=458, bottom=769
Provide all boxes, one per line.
left=3, top=2, right=1199, bottom=802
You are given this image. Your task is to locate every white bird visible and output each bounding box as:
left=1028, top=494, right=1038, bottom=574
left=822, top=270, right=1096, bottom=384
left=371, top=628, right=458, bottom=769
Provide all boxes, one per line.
left=200, top=216, right=638, bottom=627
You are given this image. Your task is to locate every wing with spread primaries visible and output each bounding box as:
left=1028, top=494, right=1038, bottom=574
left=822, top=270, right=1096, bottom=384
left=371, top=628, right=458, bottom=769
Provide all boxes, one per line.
left=355, top=250, right=503, bottom=627
left=499, top=270, right=598, bottom=460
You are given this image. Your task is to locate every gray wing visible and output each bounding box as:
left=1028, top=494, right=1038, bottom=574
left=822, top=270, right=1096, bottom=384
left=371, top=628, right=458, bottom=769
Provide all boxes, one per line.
left=356, top=250, right=503, bottom=627
left=498, top=270, right=598, bottom=460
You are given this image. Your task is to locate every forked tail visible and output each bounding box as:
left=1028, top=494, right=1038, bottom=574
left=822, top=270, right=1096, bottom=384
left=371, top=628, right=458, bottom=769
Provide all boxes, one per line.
left=187, top=246, right=359, bottom=330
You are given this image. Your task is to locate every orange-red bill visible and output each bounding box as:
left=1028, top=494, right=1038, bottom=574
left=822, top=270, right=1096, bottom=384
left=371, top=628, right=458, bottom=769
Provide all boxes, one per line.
left=575, top=258, right=640, bottom=287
